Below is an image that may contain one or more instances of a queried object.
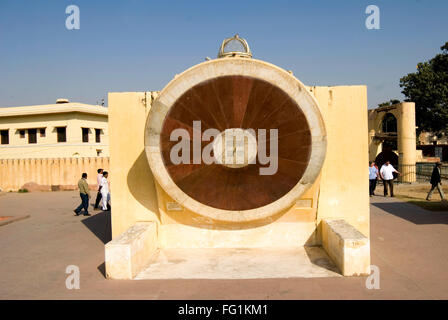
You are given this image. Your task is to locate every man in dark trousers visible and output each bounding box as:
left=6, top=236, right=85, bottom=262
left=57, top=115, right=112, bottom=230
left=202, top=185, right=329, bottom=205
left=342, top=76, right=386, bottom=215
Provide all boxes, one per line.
left=380, top=160, right=400, bottom=197
left=369, top=161, right=379, bottom=196
left=426, top=162, right=445, bottom=201
left=74, top=173, right=91, bottom=216
left=94, top=168, right=103, bottom=210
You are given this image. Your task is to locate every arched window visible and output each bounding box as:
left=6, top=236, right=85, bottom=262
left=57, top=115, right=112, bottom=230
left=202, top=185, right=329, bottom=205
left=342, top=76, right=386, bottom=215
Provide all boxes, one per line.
left=375, top=150, right=399, bottom=170
left=382, top=113, right=397, bottom=133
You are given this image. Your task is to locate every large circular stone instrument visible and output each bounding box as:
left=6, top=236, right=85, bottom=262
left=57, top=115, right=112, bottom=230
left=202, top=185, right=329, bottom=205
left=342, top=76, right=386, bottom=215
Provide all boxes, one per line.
left=145, top=40, right=326, bottom=223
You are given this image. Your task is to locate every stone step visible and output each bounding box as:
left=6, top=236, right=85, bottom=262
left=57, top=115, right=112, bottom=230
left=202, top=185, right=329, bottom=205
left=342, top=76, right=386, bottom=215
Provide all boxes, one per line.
left=135, top=246, right=341, bottom=280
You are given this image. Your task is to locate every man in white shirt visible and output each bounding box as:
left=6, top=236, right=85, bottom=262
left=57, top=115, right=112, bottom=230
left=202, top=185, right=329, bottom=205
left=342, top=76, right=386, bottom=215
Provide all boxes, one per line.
left=380, top=161, right=400, bottom=197
left=100, top=171, right=111, bottom=211
left=94, top=168, right=103, bottom=210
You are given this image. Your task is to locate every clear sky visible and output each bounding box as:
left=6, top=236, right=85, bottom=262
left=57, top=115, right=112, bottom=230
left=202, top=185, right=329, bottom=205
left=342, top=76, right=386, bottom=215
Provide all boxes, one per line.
left=0, top=0, right=447, bottom=109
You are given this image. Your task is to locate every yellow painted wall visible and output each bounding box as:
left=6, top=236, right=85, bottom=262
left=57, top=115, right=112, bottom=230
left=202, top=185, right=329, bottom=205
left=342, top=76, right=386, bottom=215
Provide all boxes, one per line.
left=108, top=92, right=161, bottom=239
left=0, top=110, right=109, bottom=159
left=108, top=85, right=370, bottom=246
left=309, top=86, right=370, bottom=237
left=0, top=157, right=109, bottom=191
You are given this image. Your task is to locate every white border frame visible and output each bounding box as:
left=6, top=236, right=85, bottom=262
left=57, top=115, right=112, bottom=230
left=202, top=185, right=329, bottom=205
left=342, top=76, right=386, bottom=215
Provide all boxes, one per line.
left=144, top=58, right=327, bottom=222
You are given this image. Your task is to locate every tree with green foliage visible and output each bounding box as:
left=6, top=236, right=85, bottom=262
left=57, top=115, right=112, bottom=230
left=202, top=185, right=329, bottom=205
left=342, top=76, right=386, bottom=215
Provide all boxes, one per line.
left=399, top=42, right=448, bottom=135
left=378, top=99, right=401, bottom=108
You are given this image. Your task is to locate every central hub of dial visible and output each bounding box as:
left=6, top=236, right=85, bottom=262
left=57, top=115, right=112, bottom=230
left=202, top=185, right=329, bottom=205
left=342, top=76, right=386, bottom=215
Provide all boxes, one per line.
left=212, top=128, right=258, bottom=168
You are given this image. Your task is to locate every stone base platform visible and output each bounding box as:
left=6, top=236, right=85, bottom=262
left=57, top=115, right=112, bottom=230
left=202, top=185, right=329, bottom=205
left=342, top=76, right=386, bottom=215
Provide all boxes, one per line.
left=135, top=247, right=341, bottom=280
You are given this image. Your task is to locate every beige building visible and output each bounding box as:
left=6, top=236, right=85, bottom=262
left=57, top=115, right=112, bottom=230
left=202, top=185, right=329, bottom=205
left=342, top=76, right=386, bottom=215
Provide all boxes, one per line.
left=417, top=131, right=448, bottom=162
left=368, top=102, right=417, bottom=182
left=418, top=131, right=448, bottom=145
left=0, top=99, right=109, bottom=159
left=368, top=102, right=448, bottom=164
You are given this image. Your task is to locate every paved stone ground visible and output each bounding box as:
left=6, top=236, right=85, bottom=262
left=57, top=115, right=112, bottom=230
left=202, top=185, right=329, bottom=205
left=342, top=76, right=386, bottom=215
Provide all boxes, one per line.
left=0, top=191, right=447, bottom=299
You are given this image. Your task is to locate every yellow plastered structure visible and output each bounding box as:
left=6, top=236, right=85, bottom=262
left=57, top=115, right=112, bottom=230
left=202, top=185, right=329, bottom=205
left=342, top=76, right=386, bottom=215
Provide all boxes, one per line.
left=108, top=84, right=369, bottom=249
left=368, top=102, right=417, bottom=182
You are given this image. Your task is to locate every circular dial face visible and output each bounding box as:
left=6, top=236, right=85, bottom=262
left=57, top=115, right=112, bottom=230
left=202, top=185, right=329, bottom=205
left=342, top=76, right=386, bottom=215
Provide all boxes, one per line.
left=160, top=75, right=312, bottom=211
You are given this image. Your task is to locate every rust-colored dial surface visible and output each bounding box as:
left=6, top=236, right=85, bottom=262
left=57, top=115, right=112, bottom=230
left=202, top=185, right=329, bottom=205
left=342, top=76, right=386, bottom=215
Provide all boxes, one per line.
left=160, top=75, right=311, bottom=211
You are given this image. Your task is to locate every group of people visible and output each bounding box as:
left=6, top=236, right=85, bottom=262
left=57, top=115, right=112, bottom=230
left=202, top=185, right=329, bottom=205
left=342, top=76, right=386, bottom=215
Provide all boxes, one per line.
left=73, top=168, right=111, bottom=216
left=73, top=161, right=445, bottom=216
left=369, top=161, right=445, bottom=201
left=369, top=160, right=400, bottom=197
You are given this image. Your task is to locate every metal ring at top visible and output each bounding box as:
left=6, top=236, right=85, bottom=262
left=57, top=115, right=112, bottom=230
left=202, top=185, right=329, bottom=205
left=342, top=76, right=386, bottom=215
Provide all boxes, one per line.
left=218, top=34, right=252, bottom=58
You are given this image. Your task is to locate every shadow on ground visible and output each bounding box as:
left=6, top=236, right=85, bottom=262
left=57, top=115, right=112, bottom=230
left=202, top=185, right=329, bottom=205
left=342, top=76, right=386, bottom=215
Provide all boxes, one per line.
left=97, top=262, right=106, bottom=278
left=81, top=210, right=112, bottom=244
left=304, top=246, right=341, bottom=275
left=372, top=201, right=448, bottom=225
left=396, top=195, right=448, bottom=212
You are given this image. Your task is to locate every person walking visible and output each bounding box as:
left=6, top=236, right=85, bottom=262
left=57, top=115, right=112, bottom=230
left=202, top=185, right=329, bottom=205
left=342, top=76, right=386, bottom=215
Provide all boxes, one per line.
left=369, top=161, right=379, bottom=197
left=426, top=162, right=445, bottom=201
left=380, top=161, right=400, bottom=197
left=93, top=168, right=103, bottom=210
left=100, top=171, right=111, bottom=211
left=74, top=173, right=91, bottom=216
